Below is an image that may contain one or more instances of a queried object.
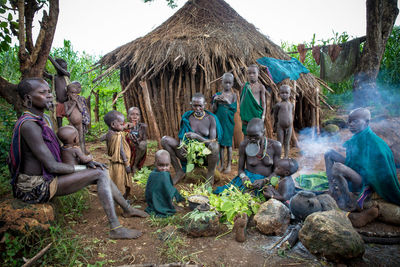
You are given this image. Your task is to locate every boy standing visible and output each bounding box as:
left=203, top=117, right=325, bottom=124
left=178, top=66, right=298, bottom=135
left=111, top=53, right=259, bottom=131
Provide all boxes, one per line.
left=240, top=64, right=266, bottom=135
left=104, top=111, right=133, bottom=198
left=145, top=150, right=185, bottom=217
left=212, top=73, right=237, bottom=173
left=273, top=85, right=294, bottom=158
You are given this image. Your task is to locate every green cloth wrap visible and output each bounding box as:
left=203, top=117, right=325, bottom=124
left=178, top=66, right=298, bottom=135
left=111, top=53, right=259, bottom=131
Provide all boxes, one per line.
left=178, top=110, right=223, bottom=143
left=240, top=82, right=263, bottom=135
left=145, top=170, right=184, bottom=217
left=212, top=92, right=237, bottom=147
left=344, top=126, right=400, bottom=205
left=295, top=172, right=329, bottom=192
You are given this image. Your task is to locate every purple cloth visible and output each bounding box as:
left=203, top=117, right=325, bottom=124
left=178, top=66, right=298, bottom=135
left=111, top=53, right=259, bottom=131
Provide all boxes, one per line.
left=8, top=113, right=61, bottom=185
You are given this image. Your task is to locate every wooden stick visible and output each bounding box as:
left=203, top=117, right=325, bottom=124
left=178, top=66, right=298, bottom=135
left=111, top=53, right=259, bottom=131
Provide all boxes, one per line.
left=22, top=242, right=52, bottom=267
left=139, top=80, right=161, bottom=144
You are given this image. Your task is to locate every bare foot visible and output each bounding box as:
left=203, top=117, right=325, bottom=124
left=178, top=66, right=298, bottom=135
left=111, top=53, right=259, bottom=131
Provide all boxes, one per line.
left=123, top=207, right=149, bottom=218
left=110, top=226, right=142, bottom=239
left=223, top=165, right=231, bottom=174
left=233, top=213, right=248, bottom=242
left=172, top=170, right=185, bottom=185
left=348, top=206, right=379, bottom=228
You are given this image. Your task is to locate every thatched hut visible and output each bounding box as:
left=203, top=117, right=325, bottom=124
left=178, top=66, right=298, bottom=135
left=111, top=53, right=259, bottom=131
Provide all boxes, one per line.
left=97, top=0, right=322, bottom=145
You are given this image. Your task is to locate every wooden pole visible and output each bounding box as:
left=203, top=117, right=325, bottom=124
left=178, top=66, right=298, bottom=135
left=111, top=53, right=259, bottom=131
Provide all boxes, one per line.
left=139, top=80, right=161, bottom=146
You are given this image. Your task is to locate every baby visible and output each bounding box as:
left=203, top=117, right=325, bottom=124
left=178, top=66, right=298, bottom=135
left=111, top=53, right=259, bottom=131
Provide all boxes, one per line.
left=57, top=126, right=93, bottom=165
left=263, top=158, right=298, bottom=203
left=273, top=85, right=294, bottom=158
left=145, top=150, right=184, bottom=217
left=104, top=110, right=133, bottom=198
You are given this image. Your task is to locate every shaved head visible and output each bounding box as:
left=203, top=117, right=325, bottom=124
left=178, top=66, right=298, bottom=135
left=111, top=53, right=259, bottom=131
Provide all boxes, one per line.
left=247, top=118, right=264, bottom=132
left=349, top=108, right=371, bottom=122
left=155, top=149, right=170, bottom=162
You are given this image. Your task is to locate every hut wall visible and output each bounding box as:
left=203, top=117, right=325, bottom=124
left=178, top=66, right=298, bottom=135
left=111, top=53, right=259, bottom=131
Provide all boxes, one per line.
left=121, top=61, right=320, bottom=147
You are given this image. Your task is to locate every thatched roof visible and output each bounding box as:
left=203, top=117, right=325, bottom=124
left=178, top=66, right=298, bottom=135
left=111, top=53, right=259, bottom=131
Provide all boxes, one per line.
left=97, top=0, right=322, bottom=142
left=98, top=0, right=290, bottom=79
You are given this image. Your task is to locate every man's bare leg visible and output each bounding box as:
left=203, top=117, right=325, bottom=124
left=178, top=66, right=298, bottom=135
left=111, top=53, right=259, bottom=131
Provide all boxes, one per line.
left=55, top=169, right=142, bottom=239
left=224, top=146, right=232, bottom=174
left=277, top=127, right=284, bottom=157
left=206, top=142, right=219, bottom=186
left=161, top=136, right=185, bottom=184
left=219, top=146, right=225, bottom=172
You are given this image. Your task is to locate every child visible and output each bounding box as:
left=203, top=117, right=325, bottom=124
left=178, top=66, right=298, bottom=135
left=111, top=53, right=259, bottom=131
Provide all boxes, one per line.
left=104, top=110, right=133, bottom=198
left=273, top=85, right=293, bottom=158
left=263, top=158, right=298, bottom=203
left=240, top=64, right=266, bottom=135
left=57, top=126, right=93, bottom=165
left=125, top=107, right=148, bottom=174
left=145, top=150, right=185, bottom=217
left=64, top=82, right=90, bottom=154
left=212, top=73, right=237, bottom=173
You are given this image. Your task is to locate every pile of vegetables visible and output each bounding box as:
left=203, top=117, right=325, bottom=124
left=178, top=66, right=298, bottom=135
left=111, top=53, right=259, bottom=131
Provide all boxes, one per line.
left=132, top=167, right=152, bottom=188
left=178, top=139, right=211, bottom=173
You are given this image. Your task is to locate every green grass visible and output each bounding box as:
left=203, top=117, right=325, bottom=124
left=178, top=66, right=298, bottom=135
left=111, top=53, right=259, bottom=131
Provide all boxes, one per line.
left=147, top=214, right=184, bottom=228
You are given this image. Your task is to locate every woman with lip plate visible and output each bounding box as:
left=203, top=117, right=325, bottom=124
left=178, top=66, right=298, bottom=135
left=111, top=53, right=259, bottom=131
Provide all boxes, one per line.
left=214, top=118, right=282, bottom=195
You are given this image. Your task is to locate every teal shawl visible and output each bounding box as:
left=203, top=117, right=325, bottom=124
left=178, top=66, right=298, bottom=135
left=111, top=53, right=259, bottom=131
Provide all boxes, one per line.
left=145, top=170, right=184, bottom=217
left=240, top=82, right=263, bottom=135
left=178, top=110, right=223, bottom=143
left=344, top=126, right=400, bottom=205
left=212, top=92, right=237, bottom=147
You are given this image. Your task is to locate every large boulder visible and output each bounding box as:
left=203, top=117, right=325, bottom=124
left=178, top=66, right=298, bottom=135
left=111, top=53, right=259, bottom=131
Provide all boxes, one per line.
left=299, top=210, right=364, bottom=262
left=254, top=199, right=290, bottom=235
left=0, top=199, right=55, bottom=235
left=377, top=201, right=400, bottom=225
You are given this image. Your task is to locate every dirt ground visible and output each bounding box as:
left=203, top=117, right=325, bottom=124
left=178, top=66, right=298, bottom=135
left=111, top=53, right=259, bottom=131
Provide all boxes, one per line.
left=73, top=135, right=400, bottom=267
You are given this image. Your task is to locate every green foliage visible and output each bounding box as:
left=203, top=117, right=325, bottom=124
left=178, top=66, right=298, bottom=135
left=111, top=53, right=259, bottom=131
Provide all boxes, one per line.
left=148, top=214, right=184, bottom=228
left=183, top=209, right=216, bottom=222
left=132, top=166, right=152, bottom=188
left=209, top=186, right=263, bottom=224
left=53, top=188, right=90, bottom=222
left=0, top=45, right=19, bottom=83
left=0, top=1, right=18, bottom=53
left=178, top=139, right=211, bottom=173
left=143, top=0, right=178, bottom=8
left=378, top=26, right=400, bottom=87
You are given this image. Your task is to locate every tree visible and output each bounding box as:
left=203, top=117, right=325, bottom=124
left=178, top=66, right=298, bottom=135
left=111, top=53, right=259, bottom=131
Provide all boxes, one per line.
left=0, top=0, right=59, bottom=110
left=353, top=0, right=399, bottom=106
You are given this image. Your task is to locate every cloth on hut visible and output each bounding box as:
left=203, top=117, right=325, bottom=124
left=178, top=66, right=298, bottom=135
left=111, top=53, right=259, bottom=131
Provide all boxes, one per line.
left=8, top=112, right=61, bottom=202
left=212, top=92, right=237, bottom=147
left=239, top=82, right=263, bottom=135
left=295, top=172, right=329, bottom=192
left=125, top=123, right=147, bottom=170
left=343, top=126, right=400, bottom=206
left=320, top=38, right=360, bottom=83
left=178, top=110, right=223, bottom=142
left=213, top=169, right=265, bottom=195
left=312, top=46, right=321, bottom=65
left=107, top=131, right=133, bottom=196
left=256, top=57, right=310, bottom=84
left=145, top=169, right=184, bottom=217
left=328, top=44, right=342, bottom=63
left=297, top=44, right=307, bottom=63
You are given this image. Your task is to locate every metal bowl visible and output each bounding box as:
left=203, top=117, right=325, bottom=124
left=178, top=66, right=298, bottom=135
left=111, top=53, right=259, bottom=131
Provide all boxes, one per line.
left=188, top=195, right=209, bottom=210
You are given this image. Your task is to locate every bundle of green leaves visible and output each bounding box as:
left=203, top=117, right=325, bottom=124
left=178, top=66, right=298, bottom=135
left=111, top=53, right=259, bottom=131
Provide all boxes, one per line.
left=209, top=185, right=264, bottom=224
left=132, top=166, right=152, bottom=188
left=178, top=139, right=211, bottom=173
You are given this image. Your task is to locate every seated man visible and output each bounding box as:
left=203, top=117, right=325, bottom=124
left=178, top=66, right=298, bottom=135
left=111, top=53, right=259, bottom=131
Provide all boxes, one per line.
left=161, top=93, right=222, bottom=185
left=324, top=108, right=400, bottom=214
left=214, top=118, right=282, bottom=194
left=8, top=78, right=147, bottom=240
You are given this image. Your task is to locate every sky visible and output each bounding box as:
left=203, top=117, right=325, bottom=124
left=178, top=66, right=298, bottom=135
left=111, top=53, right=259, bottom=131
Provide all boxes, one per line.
left=49, top=0, right=400, bottom=56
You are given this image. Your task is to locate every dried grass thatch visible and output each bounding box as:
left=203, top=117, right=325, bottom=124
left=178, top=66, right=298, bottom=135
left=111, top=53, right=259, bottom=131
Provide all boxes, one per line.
left=96, top=0, right=322, bottom=146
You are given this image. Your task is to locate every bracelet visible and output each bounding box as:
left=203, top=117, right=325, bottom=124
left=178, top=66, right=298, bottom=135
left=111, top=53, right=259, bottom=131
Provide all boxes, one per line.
left=111, top=225, right=122, bottom=231
left=239, top=172, right=246, bottom=179
left=73, top=165, right=87, bottom=172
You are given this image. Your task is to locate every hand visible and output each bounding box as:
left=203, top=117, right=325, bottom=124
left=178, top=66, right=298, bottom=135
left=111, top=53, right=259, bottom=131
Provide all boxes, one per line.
left=263, top=186, right=274, bottom=199
left=125, top=122, right=133, bottom=129
left=185, top=132, right=198, bottom=140
left=241, top=175, right=250, bottom=185
left=87, top=155, right=93, bottom=161
left=252, top=179, right=266, bottom=189
left=87, top=161, right=107, bottom=170
left=125, top=166, right=132, bottom=174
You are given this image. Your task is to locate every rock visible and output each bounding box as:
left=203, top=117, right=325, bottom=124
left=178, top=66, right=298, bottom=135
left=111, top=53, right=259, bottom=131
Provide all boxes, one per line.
left=0, top=198, right=55, bottom=235
left=377, top=201, right=400, bottom=225
left=183, top=210, right=227, bottom=237
left=316, top=194, right=339, bottom=211
left=254, top=199, right=290, bottom=235
left=322, top=117, right=347, bottom=129
left=323, top=124, right=340, bottom=134
left=299, top=210, right=365, bottom=261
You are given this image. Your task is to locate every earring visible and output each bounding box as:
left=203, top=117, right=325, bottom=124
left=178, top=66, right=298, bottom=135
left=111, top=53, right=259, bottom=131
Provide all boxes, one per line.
left=25, top=98, right=32, bottom=108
